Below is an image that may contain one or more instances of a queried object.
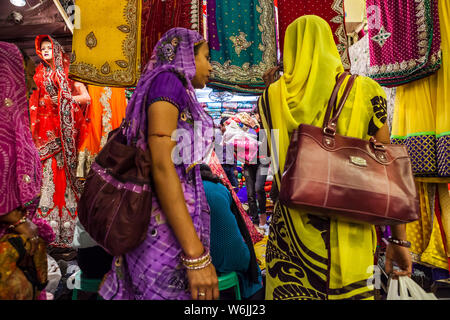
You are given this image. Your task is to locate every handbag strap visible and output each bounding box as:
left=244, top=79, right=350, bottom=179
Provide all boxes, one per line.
left=322, top=73, right=358, bottom=135
left=322, top=71, right=349, bottom=130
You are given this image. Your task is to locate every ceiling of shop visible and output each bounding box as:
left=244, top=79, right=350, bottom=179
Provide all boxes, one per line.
left=0, top=0, right=73, bottom=63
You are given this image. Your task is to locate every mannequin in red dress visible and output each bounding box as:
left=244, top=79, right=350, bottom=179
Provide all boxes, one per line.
left=29, top=35, right=90, bottom=248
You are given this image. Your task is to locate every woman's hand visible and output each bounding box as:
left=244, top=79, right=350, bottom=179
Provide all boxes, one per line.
left=186, top=263, right=220, bottom=300
left=15, top=219, right=40, bottom=256
left=0, top=210, right=40, bottom=255
left=384, top=243, right=412, bottom=279
left=262, top=66, right=281, bottom=87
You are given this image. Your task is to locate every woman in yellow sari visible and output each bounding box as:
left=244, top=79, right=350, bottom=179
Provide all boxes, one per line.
left=258, top=15, right=413, bottom=300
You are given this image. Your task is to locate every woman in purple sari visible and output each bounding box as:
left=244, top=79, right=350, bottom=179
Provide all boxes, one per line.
left=0, top=41, right=55, bottom=299
left=99, top=28, right=219, bottom=300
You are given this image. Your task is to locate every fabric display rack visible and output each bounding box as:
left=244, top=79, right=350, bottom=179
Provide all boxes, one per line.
left=15, top=0, right=448, bottom=301
left=349, top=0, right=450, bottom=300
left=67, top=0, right=449, bottom=300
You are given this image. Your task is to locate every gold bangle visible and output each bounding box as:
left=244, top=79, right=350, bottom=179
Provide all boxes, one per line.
left=180, top=249, right=211, bottom=269
left=183, top=256, right=212, bottom=270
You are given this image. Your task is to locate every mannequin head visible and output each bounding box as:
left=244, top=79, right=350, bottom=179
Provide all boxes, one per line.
left=40, top=40, right=52, bottom=62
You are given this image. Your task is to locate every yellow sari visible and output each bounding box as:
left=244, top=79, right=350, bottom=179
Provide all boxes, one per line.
left=391, top=0, right=450, bottom=177
left=258, top=15, right=388, bottom=300
left=69, top=0, right=142, bottom=87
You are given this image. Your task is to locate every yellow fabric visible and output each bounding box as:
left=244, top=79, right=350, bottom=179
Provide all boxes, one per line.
left=392, top=0, right=450, bottom=138
left=392, top=77, right=436, bottom=138
left=406, top=182, right=433, bottom=258
left=391, top=0, right=450, bottom=176
left=259, top=15, right=387, bottom=300
left=254, top=236, right=268, bottom=271
left=406, top=182, right=449, bottom=270
left=438, top=183, right=450, bottom=259
left=421, top=182, right=449, bottom=270
left=69, top=0, right=142, bottom=87
left=421, top=213, right=449, bottom=270
left=436, top=0, right=450, bottom=139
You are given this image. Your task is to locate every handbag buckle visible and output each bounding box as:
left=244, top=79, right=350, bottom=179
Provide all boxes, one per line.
left=370, top=137, right=385, bottom=151
left=323, top=126, right=336, bottom=136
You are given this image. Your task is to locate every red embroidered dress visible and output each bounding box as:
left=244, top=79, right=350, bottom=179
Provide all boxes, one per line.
left=29, top=35, right=88, bottom=247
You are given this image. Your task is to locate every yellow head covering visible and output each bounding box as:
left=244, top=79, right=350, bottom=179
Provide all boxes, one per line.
left=261, top=15, right=386, bottom=178
left=282, top=15, right=344, bottom=126
left=259, top=15, right=388, bottom=299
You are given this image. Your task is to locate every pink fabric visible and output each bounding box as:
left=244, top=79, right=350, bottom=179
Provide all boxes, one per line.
left=0, top=42, right=54, bottom=243
left=234, top=139, right=259, bottom=164
left=367, top=0, right=441, bottom=86
left=0, top=42, right=42, bottom=216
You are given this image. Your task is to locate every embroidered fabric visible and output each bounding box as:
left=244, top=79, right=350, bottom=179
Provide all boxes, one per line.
left=349, top=34, right=397, bottom=131
left=207, top=0, right=277, bottom=94
left=367, top=0, right=442, bottom=86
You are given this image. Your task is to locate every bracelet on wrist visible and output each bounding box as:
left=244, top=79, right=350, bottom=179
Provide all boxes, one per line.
left=180, top=249, right=211, bottom=270
left=183, top=256, right=212, bottom=270
left=387, top=237, right=411, bottom=248
left=8, top=216, right=28, bottom=230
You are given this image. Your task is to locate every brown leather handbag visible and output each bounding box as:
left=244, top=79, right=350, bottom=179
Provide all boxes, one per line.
left=77, top=124, right=152, bottom=256
left=278, top=73, right=419, bottom=225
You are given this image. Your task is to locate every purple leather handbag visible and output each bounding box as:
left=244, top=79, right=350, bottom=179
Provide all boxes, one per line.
left=77, top=124, right=152, bottom=256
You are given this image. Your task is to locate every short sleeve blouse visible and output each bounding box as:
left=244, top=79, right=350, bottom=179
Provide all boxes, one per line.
left=146, top=71, right=190, bottom=113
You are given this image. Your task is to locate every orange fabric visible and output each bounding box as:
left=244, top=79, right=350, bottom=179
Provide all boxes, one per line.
left=76, top=86, right=127, bottom=178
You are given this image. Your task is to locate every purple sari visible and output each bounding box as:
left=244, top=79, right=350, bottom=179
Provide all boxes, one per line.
left=99, top=28, right=214, bottom=300
left=0, top=42, right=54, bottom=243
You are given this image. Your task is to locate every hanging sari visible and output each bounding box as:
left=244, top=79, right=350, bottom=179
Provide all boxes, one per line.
left=69, top=0, right=142, bottom=87
left=277, top=0, right=350, bottom=70
left=207, top=0, right=277, bottom=94
left=29, top=35, right=87, bottom=248
left=76, top=86, right=127, bottom=178
left=390, top=0, right=450, bottom=177
left=141, top=0, right=203, bottom=68
left=349, top=34, right=397, bottom=132
left=258, top=16, right=388, bottom=300
left=367, top=0, right=442, bottom=86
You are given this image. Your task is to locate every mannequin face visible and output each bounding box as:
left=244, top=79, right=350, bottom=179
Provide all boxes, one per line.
left=40, top=40, right=52, bottom=62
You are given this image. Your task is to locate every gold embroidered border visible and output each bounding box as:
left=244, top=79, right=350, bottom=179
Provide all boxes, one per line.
left=69, top=0, right=141, bottom=87
left=210, top=0, right=277, bottom=84
left=100, top=87, right=113, bottom=148
left=331, top=0, right=351, bottom=70
left=190, top=0, right=201, bottom=31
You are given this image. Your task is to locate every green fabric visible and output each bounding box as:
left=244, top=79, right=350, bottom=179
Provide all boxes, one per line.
left=208, top=0, right=277, bottom=94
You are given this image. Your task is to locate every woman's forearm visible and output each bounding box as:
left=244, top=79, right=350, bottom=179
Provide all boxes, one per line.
left=390, top=224, right=407, bottom=241
left=72, top=82, right=91, bottom=105
left=152, top=161, right=205, bottom=258
left=0, top=209, right=24, bottom=224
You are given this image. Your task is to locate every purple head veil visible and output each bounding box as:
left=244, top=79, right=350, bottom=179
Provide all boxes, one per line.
left=124, top=27, right=213, bottom=161
left=0, top=42, right=55, bottom=242
left=0, top=42, right=42, bottom=216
